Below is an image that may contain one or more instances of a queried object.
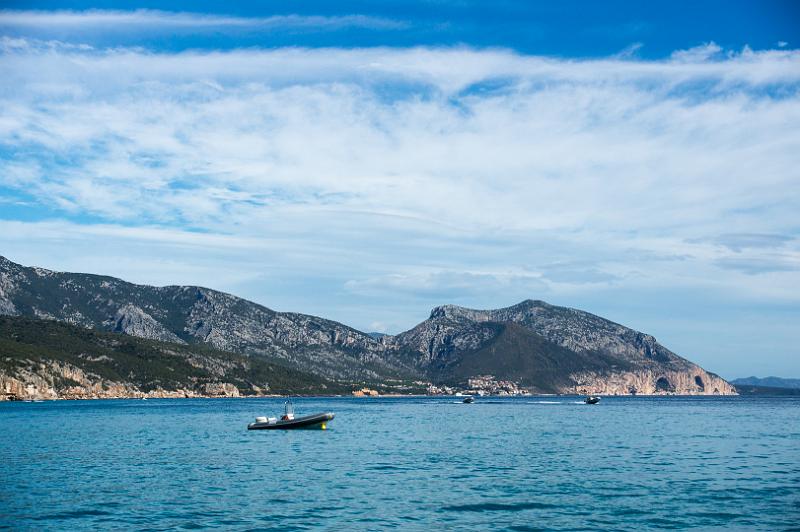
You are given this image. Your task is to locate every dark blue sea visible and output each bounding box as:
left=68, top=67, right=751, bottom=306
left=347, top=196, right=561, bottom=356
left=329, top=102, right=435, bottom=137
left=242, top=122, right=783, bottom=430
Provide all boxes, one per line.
left=2, top=396, right=799, bottom=531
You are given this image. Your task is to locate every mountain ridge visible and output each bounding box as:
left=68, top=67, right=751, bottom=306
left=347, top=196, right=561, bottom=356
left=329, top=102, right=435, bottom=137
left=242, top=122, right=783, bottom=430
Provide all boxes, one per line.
left=0, top=256, right=736, bottom=397
left=0, top=255, right=399, bottom=381
left=383, top=298, right=733, bottom=395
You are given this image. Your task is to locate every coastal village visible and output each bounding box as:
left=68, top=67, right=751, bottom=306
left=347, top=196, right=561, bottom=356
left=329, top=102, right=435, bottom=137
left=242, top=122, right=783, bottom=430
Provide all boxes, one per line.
left=351, top=375, right=528, bottom=397
left=425, top=375, right=528, bottom=396
left=349, top=375, right=528, bottom=397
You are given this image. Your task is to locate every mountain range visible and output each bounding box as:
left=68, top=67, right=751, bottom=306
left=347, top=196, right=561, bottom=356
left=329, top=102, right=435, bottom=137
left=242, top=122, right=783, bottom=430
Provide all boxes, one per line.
left=730, top=377, right=800, bottom=390
left=0, top=256, right=736, bottom=399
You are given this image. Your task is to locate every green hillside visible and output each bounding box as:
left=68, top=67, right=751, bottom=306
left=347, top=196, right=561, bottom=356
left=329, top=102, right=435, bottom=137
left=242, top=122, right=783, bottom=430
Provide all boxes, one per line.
left=0, top=316, right=342, bottom=396
left=435, top=322, right=633, bottom=393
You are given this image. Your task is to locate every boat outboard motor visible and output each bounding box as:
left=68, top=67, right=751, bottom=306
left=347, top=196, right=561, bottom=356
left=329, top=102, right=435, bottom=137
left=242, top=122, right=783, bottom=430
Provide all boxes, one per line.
left=282, top=400, right=295, bottom=421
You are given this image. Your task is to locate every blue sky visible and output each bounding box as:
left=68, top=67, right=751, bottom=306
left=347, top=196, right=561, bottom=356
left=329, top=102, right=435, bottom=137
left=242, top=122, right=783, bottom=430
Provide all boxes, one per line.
left=0, top=1, right=799, bottom=378
left=1, top=1, right=798, bottom=55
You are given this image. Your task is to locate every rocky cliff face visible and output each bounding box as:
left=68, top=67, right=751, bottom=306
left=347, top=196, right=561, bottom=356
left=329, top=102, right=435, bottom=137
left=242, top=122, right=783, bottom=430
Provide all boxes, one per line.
left=0, top=367, right=245, bottom=401
left=385, top=300, right=735, bottom=395
left=0, top=257, right=736, bottom=395
left=0, top=256, right=398, bottom=381
left=0, top=360, right=197, bottom=401
left=113, top=303, right=185, bottom=344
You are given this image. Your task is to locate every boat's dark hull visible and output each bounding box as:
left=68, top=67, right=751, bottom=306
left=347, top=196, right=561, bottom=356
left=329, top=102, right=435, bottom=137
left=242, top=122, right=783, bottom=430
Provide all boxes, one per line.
left=248, top=412, right=334, bottom=430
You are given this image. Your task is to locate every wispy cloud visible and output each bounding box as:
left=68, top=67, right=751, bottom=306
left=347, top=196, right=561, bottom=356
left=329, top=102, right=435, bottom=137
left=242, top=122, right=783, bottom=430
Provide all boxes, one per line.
left=615, top=42, right=644, bottom=59
left=344, top=270, right=548, bottom=300
left=670, top=42, right=724, bottom=62
left=0, top=40, right=798, bottom=366
left=2, top=42, right=797, bottom=230
left=715, top=256, right=800, bottom=275
left=689, top=233, right=795, bottom=253
left=0, top=9, right=408, bottom=31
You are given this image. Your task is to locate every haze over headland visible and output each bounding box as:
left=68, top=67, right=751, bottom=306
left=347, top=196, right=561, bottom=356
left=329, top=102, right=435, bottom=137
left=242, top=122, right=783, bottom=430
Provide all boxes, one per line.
left=1, top=2, right=799, bottom=379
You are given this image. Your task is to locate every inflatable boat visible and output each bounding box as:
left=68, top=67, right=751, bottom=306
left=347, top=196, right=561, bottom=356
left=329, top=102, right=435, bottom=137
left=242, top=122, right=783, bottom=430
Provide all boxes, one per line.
left=248, top=400, right=334, bottom=430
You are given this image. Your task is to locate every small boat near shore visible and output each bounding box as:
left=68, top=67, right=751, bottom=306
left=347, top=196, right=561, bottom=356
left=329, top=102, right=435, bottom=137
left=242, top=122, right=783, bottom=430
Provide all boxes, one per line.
left=462, top=396, right=474, bottom=404
left=584, top=396, right=601, bottom=405
left=248, top=400, right=334, bottom=430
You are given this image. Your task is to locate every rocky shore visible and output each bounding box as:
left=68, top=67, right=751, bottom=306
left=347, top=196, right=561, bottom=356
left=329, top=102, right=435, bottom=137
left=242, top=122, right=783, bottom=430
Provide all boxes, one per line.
left=1, top=372, right=254, bottom=401
left=3, top=371, right=736, bottom=402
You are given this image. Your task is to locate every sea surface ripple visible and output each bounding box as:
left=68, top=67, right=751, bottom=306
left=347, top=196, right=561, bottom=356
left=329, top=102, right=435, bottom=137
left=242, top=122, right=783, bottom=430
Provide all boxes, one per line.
left=1, top=396, right=799, bottom=530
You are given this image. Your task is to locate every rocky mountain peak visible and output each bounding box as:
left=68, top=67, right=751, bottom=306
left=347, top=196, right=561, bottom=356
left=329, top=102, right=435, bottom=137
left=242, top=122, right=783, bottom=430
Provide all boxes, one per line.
left=429, top=299, right=551, bottom=322
left=429, top=304, right=485, bottom=321
left=516, top=298, right=549, bottom=308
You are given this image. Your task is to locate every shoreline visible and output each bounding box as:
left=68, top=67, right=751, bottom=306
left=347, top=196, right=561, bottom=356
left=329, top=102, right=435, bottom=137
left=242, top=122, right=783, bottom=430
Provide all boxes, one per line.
left=2, top=391, right=744, bottom=402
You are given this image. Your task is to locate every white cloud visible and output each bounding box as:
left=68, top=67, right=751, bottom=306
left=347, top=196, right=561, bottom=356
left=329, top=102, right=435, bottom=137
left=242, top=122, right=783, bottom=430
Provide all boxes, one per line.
left=344, top=270, right=548, bottom=300
left=689, top=233, right=794, bottom=252
left=0, top=41, right=799, bottom=374
left=670, top=41, right=723, bottom=62
left=0, top=9, right=407, bottom=31
left=615, top=42, right=644, bottom=59
left=2, top=43, right=798, bottom=235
